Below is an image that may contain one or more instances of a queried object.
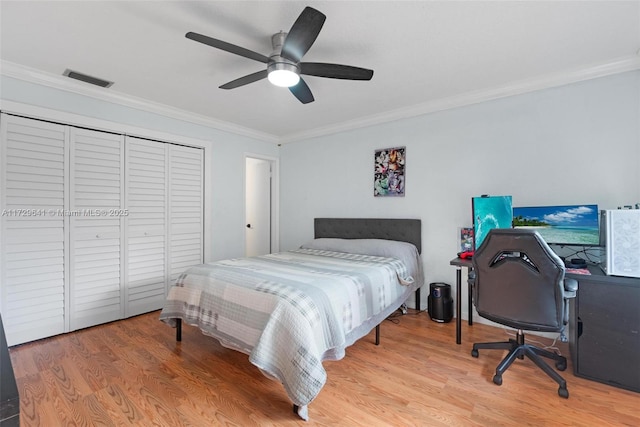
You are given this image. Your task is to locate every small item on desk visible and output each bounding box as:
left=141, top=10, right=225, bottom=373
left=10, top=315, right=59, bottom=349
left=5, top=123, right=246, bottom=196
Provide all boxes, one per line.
left=459, top=227, right=474, bottom=252
left=566, top=268, right=591, bottom=275
left=458, top=251, right=474, bottom=259
left=565, top=258, right=587, bottom=269
left=565, top=258, right=590, bottom=274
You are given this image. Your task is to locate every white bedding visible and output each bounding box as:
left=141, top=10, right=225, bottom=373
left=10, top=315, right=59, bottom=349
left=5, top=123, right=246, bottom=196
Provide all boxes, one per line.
left=160, top=239, right=423, bottom=420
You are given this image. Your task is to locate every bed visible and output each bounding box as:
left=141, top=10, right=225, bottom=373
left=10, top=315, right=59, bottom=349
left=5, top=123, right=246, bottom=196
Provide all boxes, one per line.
left=159, top=218, right=423, bottom=420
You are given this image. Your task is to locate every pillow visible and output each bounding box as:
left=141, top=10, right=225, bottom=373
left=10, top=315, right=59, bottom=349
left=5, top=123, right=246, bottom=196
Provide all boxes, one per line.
left=300, top=238, right=423, bottom=285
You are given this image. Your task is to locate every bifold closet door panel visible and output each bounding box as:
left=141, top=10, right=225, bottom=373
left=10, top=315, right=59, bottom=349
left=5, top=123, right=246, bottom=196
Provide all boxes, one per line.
left=69, top=128, right=125, bottom=330
left=125, top=137, right=167, bottom=316
left=0, top=114, right=68, bottom=346
left=168, top=145, right=204, bottom=283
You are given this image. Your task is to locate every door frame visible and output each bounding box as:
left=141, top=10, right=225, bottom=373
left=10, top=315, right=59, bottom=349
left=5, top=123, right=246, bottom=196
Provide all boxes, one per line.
left=244, top=153, right=279, bottom=254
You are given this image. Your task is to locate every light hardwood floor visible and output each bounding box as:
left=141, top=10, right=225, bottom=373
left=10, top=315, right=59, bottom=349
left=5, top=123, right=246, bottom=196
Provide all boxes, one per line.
left=8, top=310, right=639, bottom=426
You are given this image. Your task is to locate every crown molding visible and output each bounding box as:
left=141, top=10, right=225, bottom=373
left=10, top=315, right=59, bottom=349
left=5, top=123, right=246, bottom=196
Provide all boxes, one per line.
left=0, top=60, right=279, bottom=144
left=279, top=55, right=640, bottom=144
left=2, top=56, right=639, bottom=146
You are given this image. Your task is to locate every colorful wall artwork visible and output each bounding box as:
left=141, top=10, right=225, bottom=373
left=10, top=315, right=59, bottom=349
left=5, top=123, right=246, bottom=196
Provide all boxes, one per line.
left=374, top=146, right=405, bottom=197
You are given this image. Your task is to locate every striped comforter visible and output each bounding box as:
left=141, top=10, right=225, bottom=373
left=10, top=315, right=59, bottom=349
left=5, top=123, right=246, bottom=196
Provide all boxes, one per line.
left=159, top=248, right=419, bottom=419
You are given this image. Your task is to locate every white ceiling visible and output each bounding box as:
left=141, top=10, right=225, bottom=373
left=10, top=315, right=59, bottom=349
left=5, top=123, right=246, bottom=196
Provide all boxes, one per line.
left=1, top=1, right=639, bottom=143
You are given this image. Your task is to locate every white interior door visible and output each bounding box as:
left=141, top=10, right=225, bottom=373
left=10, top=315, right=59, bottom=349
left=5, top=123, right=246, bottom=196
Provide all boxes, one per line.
left=0, top=113, right=206, bottom=345
left=69, top=128, right=124, bottom=330
left=125, top=137, right=167, bottom=317
left=168, top=144, right=203, bottom=284
left=245, top=157, right=271, bottom=257
left=0, top=114, right=68, bottom=345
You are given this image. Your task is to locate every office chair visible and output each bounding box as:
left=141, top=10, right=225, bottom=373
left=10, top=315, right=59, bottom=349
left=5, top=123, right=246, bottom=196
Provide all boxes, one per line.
left=469, top=228, right=578, bottom=398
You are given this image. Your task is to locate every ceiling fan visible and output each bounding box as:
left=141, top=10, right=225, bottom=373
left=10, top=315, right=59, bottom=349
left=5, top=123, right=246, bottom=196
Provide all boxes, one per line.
left=185, top=6, right=374, bottom=104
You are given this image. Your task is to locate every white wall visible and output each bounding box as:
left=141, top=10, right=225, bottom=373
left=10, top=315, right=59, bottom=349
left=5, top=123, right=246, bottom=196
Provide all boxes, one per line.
left=279, top=70, right=640, bottom=319
left=3, top=70, right=639, bottom=321
left=0, top=76, right=280, bottom=262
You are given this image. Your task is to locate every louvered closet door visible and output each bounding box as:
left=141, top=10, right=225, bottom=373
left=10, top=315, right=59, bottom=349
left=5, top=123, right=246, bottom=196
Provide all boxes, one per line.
left=168, top=145, right=204, bottom=283
left=0, top=114, right=68, bottom=346
left=125, top=137, right=167, bottom=316
left=69, top=128, right=124, bottom=330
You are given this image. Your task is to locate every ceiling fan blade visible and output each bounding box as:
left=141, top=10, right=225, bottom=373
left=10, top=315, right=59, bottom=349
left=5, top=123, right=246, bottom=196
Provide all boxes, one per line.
left=300, top=63, right=374, bottom=80
left=280, top=7, right=326, bottom=63
left=186, top=32, right=269, bottom=63
left=289, top=78, right=314, bottom=104
left=219, top=70, right=268, bottom=89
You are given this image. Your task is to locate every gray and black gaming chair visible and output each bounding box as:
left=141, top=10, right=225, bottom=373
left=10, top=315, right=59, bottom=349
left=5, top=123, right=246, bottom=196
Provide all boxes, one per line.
left=470, top=228, right=578, bottom=398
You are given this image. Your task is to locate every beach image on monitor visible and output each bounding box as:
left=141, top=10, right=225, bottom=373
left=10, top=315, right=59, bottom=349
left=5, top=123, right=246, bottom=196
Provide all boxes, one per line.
left=512, top=204, right=599, bottom=245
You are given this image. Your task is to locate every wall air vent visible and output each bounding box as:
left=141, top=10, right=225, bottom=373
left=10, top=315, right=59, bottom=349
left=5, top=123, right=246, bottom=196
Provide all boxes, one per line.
left=63, top=69, right=114, bottom=88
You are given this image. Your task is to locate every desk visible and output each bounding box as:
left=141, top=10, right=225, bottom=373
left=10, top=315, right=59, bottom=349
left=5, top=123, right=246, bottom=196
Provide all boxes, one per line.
left=449, top=257, right=473, bottom=344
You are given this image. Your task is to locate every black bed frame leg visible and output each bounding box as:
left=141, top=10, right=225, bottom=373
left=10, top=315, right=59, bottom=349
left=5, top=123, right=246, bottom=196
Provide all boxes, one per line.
left=415, top=288, right=421, bottom=311
left=375, top=324, right=380, bottom=345
left=176, top=318, right=182, bottom=342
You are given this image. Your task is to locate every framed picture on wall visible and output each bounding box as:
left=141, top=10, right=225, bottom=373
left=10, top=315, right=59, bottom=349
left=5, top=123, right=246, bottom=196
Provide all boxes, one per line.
left=374, top=146, right=405, bottom=197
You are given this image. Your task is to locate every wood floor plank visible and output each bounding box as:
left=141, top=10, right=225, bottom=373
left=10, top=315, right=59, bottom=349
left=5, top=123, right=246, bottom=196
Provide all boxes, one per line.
left=14, top=373, right=55, bottom=427
left=8, top=310, right=640, bottom=426
left=92, top=383, right=145, bottom=426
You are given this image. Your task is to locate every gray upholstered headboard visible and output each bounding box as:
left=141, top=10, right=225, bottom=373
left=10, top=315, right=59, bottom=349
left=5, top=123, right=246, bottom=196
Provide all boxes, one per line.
left=314, top=218, right=421, bottom=254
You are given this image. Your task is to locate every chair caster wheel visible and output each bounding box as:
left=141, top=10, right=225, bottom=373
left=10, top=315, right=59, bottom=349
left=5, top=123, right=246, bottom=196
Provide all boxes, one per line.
left=471, top=349, right=479, bottom=358
left=555, top=360, right=567, bottom=371
left=493, top=374, right=502, bottom=386
left=558, top=387, right=569, bottom=398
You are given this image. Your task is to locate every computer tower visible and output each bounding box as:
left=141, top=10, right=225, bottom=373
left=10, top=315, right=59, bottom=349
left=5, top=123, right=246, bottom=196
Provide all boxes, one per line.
left=600, top=209, right=640, bottom=278
left=427, top=282, right=453, bottom=323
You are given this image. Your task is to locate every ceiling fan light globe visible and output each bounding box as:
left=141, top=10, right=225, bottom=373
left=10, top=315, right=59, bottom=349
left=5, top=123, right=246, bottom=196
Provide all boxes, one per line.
left=268, top=69, right=300, bottom=87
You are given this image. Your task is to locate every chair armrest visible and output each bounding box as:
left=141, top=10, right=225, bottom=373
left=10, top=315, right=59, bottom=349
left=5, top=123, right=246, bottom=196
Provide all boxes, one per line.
left=563, top=277, right=578, bottom=298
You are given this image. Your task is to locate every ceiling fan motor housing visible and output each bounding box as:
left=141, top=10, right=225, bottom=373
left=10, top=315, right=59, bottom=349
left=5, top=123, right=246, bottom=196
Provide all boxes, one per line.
left=268, top=32, right=300, bottom=74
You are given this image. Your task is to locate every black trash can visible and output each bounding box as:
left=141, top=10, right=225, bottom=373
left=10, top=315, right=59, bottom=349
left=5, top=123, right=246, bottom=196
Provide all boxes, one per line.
left=427, top=282, right=453, bottom=323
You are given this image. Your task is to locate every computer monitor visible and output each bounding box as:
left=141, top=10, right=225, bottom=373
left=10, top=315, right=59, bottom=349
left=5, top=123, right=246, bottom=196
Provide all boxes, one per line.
left=472, top=195, right=513, bottom=250
left=512, top=204, right=600, bottom=246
